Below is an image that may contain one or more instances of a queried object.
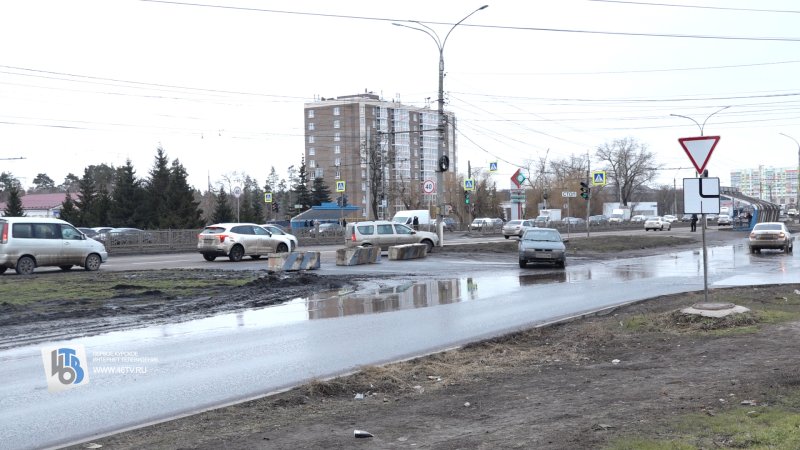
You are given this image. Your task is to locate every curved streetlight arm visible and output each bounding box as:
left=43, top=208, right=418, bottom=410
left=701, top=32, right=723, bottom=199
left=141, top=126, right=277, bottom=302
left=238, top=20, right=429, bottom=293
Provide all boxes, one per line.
left=393, top=22, right=441, bottom=50
left=701, top=105, right=730, bottom=135
left=670, top=113, right=701, bottom=135
left=780, top=132, right=799, bottom=147
left=443, top=5, right=488, bottom=49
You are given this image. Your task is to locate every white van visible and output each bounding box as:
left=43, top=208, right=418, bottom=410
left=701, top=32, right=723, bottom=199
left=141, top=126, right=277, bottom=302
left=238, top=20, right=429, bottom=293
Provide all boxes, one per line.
left=392, top=210, right=433, bottom=229
left=0, top=217, right=108, bottom=275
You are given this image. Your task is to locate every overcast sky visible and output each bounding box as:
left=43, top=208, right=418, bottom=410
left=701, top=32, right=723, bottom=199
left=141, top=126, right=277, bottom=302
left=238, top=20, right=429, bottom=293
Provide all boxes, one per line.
left=3, top=0, right=800, bottom=192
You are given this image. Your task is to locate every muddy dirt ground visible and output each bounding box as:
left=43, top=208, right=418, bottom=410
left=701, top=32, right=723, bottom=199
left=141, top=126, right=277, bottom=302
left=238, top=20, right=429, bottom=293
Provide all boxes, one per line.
left=6, top=229, right=799, bottom=449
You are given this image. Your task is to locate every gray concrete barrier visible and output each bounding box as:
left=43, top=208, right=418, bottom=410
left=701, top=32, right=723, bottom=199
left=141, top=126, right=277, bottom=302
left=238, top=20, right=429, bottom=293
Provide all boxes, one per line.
left=388, top=243, right=428, bottom=260
left=336, top=246, right=381, bottom=266
left=268, top=251, right=321, bottom=272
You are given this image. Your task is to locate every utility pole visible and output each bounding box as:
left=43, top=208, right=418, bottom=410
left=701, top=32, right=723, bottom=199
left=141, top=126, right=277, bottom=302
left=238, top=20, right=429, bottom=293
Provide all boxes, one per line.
left=586, top=151, right=591, bottom=237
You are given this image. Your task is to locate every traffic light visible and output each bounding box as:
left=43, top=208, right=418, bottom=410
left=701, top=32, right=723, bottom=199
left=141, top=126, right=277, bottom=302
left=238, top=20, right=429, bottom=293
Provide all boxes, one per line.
left=272, top=203, right=279, bottom=212
left=438, top=155, right=450, bottom=172
left=580, top=181, right=590, bottom=200
left=464, top=190, right=470, bottom=204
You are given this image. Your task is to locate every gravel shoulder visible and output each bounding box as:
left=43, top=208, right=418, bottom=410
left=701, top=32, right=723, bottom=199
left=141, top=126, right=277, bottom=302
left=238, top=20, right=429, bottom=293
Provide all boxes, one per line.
left=10, top=228, right=799, bottom=449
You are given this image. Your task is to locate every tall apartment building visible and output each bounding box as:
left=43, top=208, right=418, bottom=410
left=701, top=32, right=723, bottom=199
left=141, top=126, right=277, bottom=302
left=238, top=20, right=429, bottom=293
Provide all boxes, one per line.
left=303, top=92, right=457, bottom=220
left=730, top=165, right=799, bottom=208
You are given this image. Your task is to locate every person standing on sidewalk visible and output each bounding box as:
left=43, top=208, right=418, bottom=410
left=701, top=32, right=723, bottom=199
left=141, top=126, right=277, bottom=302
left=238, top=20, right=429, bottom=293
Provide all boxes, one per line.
left=690, top=214, right=698, bottom=232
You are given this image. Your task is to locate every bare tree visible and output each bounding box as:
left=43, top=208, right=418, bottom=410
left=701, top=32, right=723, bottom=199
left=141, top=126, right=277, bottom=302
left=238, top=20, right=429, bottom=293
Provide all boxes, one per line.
left=595, top=137, right=659, bottom=206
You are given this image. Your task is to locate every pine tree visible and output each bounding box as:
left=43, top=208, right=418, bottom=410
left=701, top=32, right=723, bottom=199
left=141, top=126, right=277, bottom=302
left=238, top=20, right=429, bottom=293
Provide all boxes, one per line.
left=163, top=159, right=202, bottom=228
left=210, top=187, right=234, bottom=224
left=60, top=192, right=79, bottom=223
left=74, top=168, right=98, bottom=226
left=3, top=184, right=25, bottom=217
left=294, top=158, right=312, bottom=212
left=311, top=177, right=332, bottom=205
left=110, top=160, right=146, bottom=228
left=145, top=146, right=171, bottom=228
left=94, top=185, right=112, bottom=226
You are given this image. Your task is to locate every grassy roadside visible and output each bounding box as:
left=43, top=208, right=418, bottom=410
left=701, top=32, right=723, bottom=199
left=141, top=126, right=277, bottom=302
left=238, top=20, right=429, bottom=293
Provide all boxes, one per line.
left=0, top=269, right=257, bottom=306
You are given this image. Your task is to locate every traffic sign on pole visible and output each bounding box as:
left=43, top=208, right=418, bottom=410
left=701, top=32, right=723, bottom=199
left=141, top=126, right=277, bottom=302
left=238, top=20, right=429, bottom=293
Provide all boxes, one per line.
left=679, top=136, right=720, bottom=174
left=422, top=179, right=436, bottom=194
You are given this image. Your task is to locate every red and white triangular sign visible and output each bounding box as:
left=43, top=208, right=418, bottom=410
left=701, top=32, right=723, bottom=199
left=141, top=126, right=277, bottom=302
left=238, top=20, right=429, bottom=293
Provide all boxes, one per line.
left=679, top=136, right=720, bottom=174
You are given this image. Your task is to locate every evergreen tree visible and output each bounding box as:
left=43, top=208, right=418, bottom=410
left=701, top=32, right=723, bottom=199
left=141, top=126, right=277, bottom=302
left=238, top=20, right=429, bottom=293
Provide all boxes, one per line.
left=74, top=168, right=98, bottom=226
left=294, top=158, right=312, bottom=212
left=32, top=173, right=56, bottom=193
left=163, top=159, right=202, bottom=228
left=110, top=160, right=146, bottom=228
left=210, top=187, right=234, bottom=224
left=59, top=173, right=81, bottom=193
left=94, top=185, right=112, bottom=226
left=3, top=184, right=25, bottom=217
left=144, top=146, right=171, bottom=228
left=311, top=177, right=332, bottom=205
left=60, top=192, right=79, bottom=223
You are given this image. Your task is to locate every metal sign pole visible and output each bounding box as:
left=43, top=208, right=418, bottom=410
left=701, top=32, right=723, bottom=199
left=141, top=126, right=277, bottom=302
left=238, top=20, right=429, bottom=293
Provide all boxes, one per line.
left=701, top=202, right=708, bottom=303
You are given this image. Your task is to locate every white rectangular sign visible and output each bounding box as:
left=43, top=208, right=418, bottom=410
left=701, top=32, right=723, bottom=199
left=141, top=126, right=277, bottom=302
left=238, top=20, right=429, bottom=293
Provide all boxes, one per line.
left=683, top=177, right=720, bottom=214
left=561, top=191, right=577, bottom=198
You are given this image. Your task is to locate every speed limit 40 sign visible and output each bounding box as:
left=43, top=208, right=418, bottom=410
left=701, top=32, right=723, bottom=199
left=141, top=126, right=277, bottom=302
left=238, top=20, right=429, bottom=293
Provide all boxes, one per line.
left=422, top=179, right=436, bottom=194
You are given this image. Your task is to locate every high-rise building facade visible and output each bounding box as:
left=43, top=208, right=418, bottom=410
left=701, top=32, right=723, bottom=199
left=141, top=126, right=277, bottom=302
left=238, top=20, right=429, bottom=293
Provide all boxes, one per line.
left=730, top=165, right=799, bottom=207
left=303, top=92, right=457, bottom=219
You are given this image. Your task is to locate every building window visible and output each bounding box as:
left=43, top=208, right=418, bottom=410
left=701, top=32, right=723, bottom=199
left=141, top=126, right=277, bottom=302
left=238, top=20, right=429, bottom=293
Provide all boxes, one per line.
left=333, top=120, right=340, bottom=129
left=309, top=160, right=316, bottom=168
left=333, top=107, right=340, bottom=116
left=361, top=182, right=366, bottom=191
left=309, top=147, right=315, bottom=155
left=336, top=169, right=341, bottom=178
left=334, top=132, right=341, bottom=142
left=334, top=145, right=340, bottom=154
left=361, top=169, right=366, bottom=178
left=308, top=135, right=315, bottom=144
left=308, top=110, right=314, bottom=118
left=335, top=157, right=341, bottom=167
left=315, top=168, right=324, bottom=178
left=308, top=122, right=315, bottom=131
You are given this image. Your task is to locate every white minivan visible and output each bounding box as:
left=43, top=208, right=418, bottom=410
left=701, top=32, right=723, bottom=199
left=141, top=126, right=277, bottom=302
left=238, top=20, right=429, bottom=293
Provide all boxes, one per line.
left=0, top=217, right=108, bottom=275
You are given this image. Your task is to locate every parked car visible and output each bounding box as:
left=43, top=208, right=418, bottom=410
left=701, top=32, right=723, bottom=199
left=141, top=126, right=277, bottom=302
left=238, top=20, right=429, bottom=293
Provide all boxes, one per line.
left=260, top=224, right=298, bottom=251
left=717, top=214, right=732, bottom=226
left=588, top=215, right=609, bottom=226
left=469, top=218, right=502, bottom=232
left=663, top=215, right=679, bottom=223
left=77, top=227, right=100, bottom=240
left=198, top=223, right=289, bottom=262
left=442, top=217, right=458, bottom=232
left=0, top=217, right=108, bottom=275
left=562, top=217, right=585, bottom=226
left=518, top=227, right=566, bottom=268
left=630, top=215, right=647, bottom=223
left=310, top=222, right=344, bottom=237
left=681, top=214, right=693, bottom=222
left=345, top=220, right=438, bottom=253
left=502, top=219, right=535, bottom=239
left=608, top=214, right=625, bottom=224
left=644, top=216, right=671, bottom=231
left=749, top=222, right=793, bottom=254
left=106, top=227, right=156, bottom=246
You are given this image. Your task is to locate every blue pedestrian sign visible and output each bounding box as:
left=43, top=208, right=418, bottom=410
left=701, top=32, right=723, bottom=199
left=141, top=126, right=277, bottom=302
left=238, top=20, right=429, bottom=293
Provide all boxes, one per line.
left=463, top=179, right=476, bottom=191
left=336, top=180, right=346, bottom=192
left=489, top=162, right=498, bottom=172
left=592, top=171, right=607, bottom=186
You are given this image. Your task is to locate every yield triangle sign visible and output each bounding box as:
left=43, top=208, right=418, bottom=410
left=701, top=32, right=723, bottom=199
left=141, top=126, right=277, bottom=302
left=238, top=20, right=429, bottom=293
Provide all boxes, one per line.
left=679, top=136, right=720, bottom=174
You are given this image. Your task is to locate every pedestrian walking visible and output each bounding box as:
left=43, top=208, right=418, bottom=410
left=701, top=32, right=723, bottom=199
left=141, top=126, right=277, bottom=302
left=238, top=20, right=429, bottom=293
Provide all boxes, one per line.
left=690, top=213, right=698, bottom=232
left=412, top=216, right=419, bottom=230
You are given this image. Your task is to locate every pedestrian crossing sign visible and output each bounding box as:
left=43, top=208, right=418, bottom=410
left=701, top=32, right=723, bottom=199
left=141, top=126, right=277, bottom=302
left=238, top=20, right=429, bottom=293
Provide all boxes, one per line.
left=336, top=180, right=346, bottom=192
left=592, top=171, right=607, bottom=186
left=489, top=162, right=498, bottom=172
left=463, top=179, right=476, bottom=191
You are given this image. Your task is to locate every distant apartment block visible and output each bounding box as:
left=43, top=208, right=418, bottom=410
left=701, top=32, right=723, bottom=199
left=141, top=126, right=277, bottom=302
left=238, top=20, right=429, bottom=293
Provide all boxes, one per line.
left=730, top=165, right=799, bottom=207
left=303, top=92, right=456, bottom=219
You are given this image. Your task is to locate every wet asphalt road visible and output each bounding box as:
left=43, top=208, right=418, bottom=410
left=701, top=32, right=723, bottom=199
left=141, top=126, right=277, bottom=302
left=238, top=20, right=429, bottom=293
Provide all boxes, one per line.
left=3, top=229, right=798, bottom=449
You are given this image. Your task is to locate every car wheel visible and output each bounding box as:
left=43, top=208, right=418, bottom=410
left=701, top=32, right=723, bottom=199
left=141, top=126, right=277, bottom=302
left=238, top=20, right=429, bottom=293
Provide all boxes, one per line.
left=504, top=235, right=509, bottom=239
left=15, top=256, right=36, bottom=275
left=0, top=266, right=6, bottom=274
left=558, top=259, right=566, bottom=269
left=276, top=243, right=289, bottom=253
left=251, top=255, right=262, bottom=260
left=422, top=239, right=434, bottom=254
left=84, top=254, right=102, bottom=271
left=59, top=265, right=73, bottom=271
left=519, top=259, right=527, bottom=268
left=291, top=241, right=296, bottom=251
left=228, top=245, right=245, bottom=262
left=202, top=254, right=216, bottom=262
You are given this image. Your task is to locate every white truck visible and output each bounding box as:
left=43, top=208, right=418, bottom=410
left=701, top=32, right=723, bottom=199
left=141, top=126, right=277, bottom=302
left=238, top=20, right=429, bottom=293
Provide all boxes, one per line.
left=534, top=209, right=562, bottom=227
left=608, top=208, right=631, bottom=224
left=392, top=209, right=433, bottom=229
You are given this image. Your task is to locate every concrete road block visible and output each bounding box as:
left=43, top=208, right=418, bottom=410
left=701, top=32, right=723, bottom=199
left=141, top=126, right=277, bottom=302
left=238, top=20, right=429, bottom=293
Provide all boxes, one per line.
left=336, top=246, right=381, bottom=266
left=388, top=243, right=428, bottom=260
left=268, top=252, right=321, bottom=272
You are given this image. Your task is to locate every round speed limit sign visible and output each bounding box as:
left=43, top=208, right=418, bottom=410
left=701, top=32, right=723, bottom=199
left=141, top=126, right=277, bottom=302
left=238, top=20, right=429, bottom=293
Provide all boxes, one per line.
left=422, top=180, right=436, bottom=194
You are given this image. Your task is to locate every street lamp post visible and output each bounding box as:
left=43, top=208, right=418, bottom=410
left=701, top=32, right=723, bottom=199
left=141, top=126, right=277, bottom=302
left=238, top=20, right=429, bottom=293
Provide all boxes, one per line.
left=778, top=133, right=800, bottom=213
left=393, top=5, right=488, bottom=245
left=670, top=106, right=729, bottom=304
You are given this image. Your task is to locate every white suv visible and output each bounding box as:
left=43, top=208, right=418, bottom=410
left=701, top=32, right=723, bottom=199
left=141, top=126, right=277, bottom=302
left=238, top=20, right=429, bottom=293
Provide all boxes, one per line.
left=198, top=223, right=289, bottom=262
left=0, top=217, right=108, bottom=275
left=345, top=221, right=438, bottom=253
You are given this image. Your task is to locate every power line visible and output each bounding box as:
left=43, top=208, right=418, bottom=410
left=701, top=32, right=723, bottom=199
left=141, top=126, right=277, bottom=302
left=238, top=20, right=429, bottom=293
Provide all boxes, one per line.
left=587, top=0, right=800, bottom=14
